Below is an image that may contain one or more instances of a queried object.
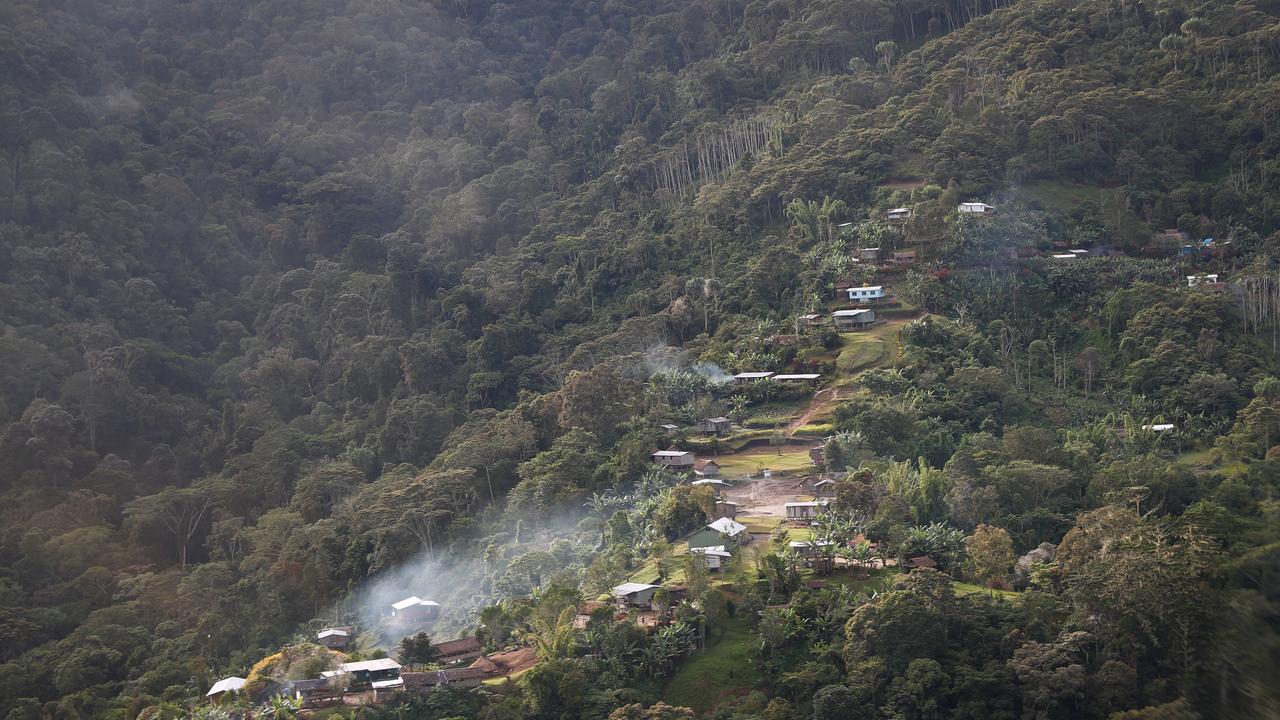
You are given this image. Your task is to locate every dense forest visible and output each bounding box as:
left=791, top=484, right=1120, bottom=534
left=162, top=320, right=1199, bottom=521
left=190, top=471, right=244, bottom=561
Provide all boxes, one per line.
left=1, top=0, right=1279, bottom=718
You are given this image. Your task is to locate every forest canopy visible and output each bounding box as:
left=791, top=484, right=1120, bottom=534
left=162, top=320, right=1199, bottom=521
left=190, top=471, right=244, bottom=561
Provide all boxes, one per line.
left=1, top=0, right=1279, bottom=719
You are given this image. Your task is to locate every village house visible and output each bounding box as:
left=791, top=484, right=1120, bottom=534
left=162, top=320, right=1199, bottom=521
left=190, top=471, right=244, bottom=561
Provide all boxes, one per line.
left=843, top=285, right=887, bottom=303
left=732, top=371, right=775, bottom=383
left=431, top=636, right=483, bottom=664
left=323, top=658, right=403, bottom=689
left=696, top=416, right=732, bottom=435
left=785, top=500, right=828, bottom=525
left=659, top=423, right=680, bottom=435
left=798, top=313, right=824, bottom=326
left=813, top=478, right=835, bottom=497
left=316, top=627, right=353, bottom=650
left=957, top=202, right=997, bottom=215
left=206, top=677, right=246, bottom=703
left=772, top=373, right=821, bottom=386
left=688, top=517, right=750, bottom=549
left=892, top=250, right=917, bottom=265
left=402, top=668, right=489, bottom=693
left=611, top=583, right=661, bottom=609
left=886, top=207, right=913, bottom=221
left=858, top=247, right=881, bottom=262
left=714, top=498, right=738, bottom=519
left=1143, top=423, right=1176, bottom=432
left=693, top=459, right=721, bottom=478
left=390, top=596, right=440, bottom=625
left=652, top=449, right=695, bottom=469
left=833, top=308, right=877, bottom=330
left=689, top=545, right=732, bottom=571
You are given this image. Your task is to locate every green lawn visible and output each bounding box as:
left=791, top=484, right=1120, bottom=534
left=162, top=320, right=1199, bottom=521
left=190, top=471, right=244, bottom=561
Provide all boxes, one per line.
left=662, top=615, right=757, bottom=711
left=713, top=447, right=814, bottom=477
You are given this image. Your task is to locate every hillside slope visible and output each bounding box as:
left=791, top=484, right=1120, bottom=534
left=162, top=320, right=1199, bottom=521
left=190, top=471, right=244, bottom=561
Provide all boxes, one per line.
left=1, top=0, right=1279, bottom=718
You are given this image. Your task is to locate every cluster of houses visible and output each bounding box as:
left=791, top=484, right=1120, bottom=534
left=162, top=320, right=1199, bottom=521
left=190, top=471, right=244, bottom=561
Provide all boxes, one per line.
left=206, top=627, right=511, bottom=710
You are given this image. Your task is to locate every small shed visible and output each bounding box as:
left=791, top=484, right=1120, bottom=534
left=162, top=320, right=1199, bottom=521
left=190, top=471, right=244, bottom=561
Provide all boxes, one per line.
left=652, top=450, right=695, bottom=469
left=696, top=417, right=732, bottom=435
left=1142, top=423, right=1176, bottom=432
left=858, top=247, right=881, bottom=262
left=893, top=250, right=917, bottom=264
left=690, top=545, right=732, bottom=571
left=833, top=309, right=876, bottom=330
left=714, top=499, right=738, bottom=519
left=317, top=627, right=352, bottom=650
left=693, top=459, right=721, bottom=478
left=732, top=371, right=775, bottom=383
left=886, top=208, right=913, bottom=221
left=391, top=596, right=440, bottom=625
left=798, top=313, right=824, bottom=325
left=612, top=583, right=661, bottom=608
left=1187, top=274, right=1220, bottom=287
left=206, top=677, right=247, bottom=702
left=813, top=478, right=835, bottom=497
left=660, top=423, right=680, bottom=435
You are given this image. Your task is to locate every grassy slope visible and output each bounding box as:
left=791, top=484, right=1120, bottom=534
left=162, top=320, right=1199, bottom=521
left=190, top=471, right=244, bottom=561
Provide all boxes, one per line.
left=662, top=615, right=756, bottom=711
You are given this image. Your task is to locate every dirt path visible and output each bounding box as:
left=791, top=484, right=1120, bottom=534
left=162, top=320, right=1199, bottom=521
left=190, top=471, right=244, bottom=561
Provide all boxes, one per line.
left=785, top=387, right=842, bottom=438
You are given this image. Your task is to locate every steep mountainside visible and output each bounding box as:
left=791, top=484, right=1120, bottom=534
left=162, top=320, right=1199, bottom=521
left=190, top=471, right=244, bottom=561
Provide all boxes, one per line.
left=1, top=0, right=1279, bottom=718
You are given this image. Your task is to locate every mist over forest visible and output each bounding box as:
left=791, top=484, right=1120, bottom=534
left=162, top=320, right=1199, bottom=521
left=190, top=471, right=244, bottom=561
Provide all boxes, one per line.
left=1, top=0, right=1279, bottom=719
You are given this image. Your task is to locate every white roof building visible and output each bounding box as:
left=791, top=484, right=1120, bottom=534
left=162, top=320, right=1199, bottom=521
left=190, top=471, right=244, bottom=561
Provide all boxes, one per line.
left=692, top=479, right=729, bottom=487
left=772, top=374, right=821, bottom=381
left=318, top=628, right=349, bottom=639
left=206, top=677, right=247, bottom=697
left=322, top=658, right=403, bottom=678
left=733, top=371, right=776, bottom=381
left=958, top=202, right=996, bottom=214
left=708, top=517, right=748, bottom=537
left=612, top=582, right=659, bottom=595
left=1143, top=423, right=1176, bottom=432
left=391, top=596, right=439, bottom=611
left=690, top=545, right=732, bottom=558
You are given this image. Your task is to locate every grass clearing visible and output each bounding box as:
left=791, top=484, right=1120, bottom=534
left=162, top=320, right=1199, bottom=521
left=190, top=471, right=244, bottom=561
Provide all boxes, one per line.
left=953, top=581, right=1022, bottom=601
left=662, top=615, right=756, bottom=711
left=713, top=447, right=814, bottom=477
